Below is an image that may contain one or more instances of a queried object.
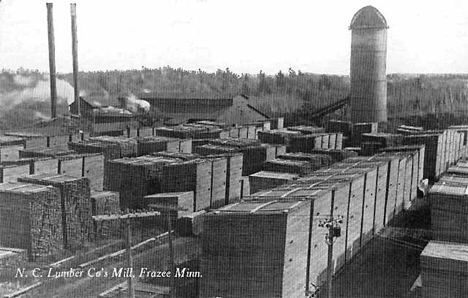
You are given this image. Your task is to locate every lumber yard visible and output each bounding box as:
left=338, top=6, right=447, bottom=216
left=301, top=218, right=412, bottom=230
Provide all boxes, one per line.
left=1, top=4, right=468, bottom=298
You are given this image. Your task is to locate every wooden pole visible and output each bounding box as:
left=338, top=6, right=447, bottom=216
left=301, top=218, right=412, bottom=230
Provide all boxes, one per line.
left=70, top=3, right=80, bottom=116
left=326, top=229, right=333, bottom=298
left=46, top=3, right=57, bottom=119
left=167, top=210, right=175, bottom=298
left=125, top=210, right=135, bottom=298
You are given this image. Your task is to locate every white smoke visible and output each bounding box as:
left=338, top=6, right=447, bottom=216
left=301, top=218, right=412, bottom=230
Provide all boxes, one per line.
left=94, top=106, right=131, bottom=115
left=123, top=94, right=150, bottom=113
left=14, top=75, right=36, bottom=86
left=34, top=111, right=50, bottom=120
left=0, top=75, right=75, bottom=109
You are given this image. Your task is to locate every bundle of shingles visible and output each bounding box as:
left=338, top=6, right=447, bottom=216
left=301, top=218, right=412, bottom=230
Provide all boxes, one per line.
left=18, top=174, right=92, bottom=250
left=420, top=241, right=468, bottom=298
left=0, top=182, right=62, bottom=261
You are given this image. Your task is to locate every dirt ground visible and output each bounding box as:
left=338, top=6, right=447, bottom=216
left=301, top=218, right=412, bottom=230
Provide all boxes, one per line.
left=317, top=199, right=430, bottom=298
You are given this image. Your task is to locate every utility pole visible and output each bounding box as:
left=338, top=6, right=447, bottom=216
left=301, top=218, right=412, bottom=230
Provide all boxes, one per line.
left=46, top=3, right=57, bottom=119
left=70, top=3, right=80, bottom=116
left=92, top=210, right=161, bottom=298
left=318, top=214, right=343, bottom=298
left=148, top=202, right=188, bottom=298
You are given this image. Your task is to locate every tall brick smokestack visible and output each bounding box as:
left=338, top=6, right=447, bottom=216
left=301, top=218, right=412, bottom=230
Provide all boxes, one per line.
left=349, top=6, right=389, bottom=123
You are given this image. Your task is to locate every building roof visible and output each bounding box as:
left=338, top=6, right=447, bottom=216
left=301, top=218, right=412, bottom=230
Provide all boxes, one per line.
left=349, top=6, right=388, bottom=30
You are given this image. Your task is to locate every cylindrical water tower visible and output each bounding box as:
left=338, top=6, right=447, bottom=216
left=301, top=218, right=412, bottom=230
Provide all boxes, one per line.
left=349, top=6, right=388, bottom=123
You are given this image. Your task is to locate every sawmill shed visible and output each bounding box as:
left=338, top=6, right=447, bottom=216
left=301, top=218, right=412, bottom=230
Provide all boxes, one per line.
left=138, top=93, right=270, bottom=125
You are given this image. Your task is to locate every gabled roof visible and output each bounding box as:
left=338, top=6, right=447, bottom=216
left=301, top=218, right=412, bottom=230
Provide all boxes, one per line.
left=349, top=6, right=388, bottom=30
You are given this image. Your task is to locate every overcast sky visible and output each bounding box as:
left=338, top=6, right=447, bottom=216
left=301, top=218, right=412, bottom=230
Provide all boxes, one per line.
left=1, top=0, right=467, bottom=75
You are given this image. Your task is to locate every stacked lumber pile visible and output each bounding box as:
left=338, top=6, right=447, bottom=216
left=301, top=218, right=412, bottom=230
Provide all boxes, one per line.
left=402, top=129, right=463, bottom=180
left=396, top=125, right=424, bottom=134
left=107, top=156, right=181, bottom=210
left=278, top=152, right=333, bottom=168
left=151, top=151, right=199, bottom=161
left=18, top=174, right=92, bottom=250
left=448, top=125, right=468, bottom=159
left=5, top=132, right=48, bottom=149
left=351, top=122, right=378, bottom=146
left=197, top=139, right=279, bottom=175
left=257, top=129, right=301, bottom=145
left=306, top=149, right=358, bottom=163
left=90, top=191, right=121, bottom=239
left=289, top=133, right=343, bottom=152
left=135, top=136, right=189, bottom=155
left=204, top=153, right=243, bottom=205
left=287, top=125, right=325, bottom=134
left=19, top=147, right=75, bottom=159
left=69, top=140, right=128, bottom=189
left=161, top=159, right=212, bottom=212
left=403, top=133, right=446, bottom=180
left=249, top=171, right=299, bottom=194
left=177, top=210, right=205, bottom=237
left=200, top=199, right=313, bottom=298
left=269, top=117, right=284, bottom=129
left=429, top=180, right=468, bottom=243
left=0, top=163, right=31, bottom=183
left=161, top=156, right=229, bottom=210
left=0, top=182, right=62, bottom=261
left=144, top=192, right=194, bottom=217
left=90, top=136, right=138, bottom=157
left=263, top=159, right=316, bottom=175
left=420, top=241, right=468, bottom=298
left=361, top=133, right=403, bottom=155
left=327, top=120, right=352, bottom=137
left=155, top=125, right=224, bottom=139
left=254, top=120, right=271, bottom=131
left=0, top=135, right=25, bottom=162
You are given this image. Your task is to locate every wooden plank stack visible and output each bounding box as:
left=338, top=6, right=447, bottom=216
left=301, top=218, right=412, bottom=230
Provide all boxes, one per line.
left=420, top=241, right=468, bottom=298
left=351, top=122, right=378, bottom=146
left=5, top=132, right=48, bottom=149
left=18, top=174, right=92, bottom=250
left=278, top=152, right=333, bottom=169
left=429, top=180, right=468, bottom=243
left=200, top=199, right=313, bottom=298
left=327, top=120, right=353, bottom=138
left=177, top=210, right=205, bottom=237
left=162, top=159, right=213, bottom=212
left=90, top=136, right=138, bottom=157
left=249, top=171, right=299, bottom=194
left=403, top=133, right=445, bottom=180
left=361, top=133, right=403, bottom=154
left=306, top=149, right=358, bottom=163
left=107, top=156, right=181, bottom=210
left=135, top=136, right=186, bottom=155
left=263, top=159, right=316, bottom=175
left=19, top=147, right=75, bottom=159
left=257, top=129, right=301, bottom=145
left=83, top=154, right=105, bottom=191
left=144, top=192, right=194, bottom=223
left=0, top=182, right=62, bottom=261
left=0, top=164, right=31, bottom=183
left=449, top=125, right=468, bottom=159
left=287, top=125, right=325, bottom=134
